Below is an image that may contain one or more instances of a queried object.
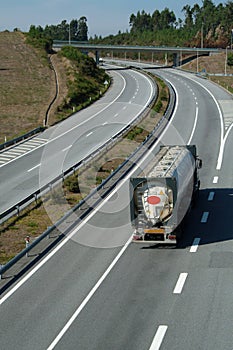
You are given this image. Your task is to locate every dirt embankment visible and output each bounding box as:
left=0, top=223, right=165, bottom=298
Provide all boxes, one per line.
left=0, top=31, right=68, bottom=143
left=182, top=52, right=233, bottom=92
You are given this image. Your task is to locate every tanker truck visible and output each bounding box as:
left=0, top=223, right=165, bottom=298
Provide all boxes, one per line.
left=130, top=145, right=202, bottom=244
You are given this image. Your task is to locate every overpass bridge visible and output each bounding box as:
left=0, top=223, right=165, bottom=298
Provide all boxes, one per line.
left=53, top=40, right=221, bottom=66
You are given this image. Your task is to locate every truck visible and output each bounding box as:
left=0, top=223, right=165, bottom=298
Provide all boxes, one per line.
left=130, top=145, right=202, bottom=244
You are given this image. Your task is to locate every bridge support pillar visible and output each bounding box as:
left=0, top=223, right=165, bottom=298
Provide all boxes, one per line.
left=173, top=53, right=180, bottom=67
left=95, top=50, right=100, bottom=65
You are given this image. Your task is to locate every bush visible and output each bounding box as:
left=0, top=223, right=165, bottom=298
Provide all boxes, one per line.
left=154, top=100, right=163, bottom=113
left=227, top=53, right=233, bottom=66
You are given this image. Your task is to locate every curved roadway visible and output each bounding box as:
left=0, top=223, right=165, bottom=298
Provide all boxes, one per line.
left=0, top=62, right=233, bottom=350
left=0, top=67, right=155, bottom=215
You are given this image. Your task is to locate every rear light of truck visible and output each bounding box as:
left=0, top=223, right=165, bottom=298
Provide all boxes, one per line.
left=168, top=235, right=176, bottom=240
left=133, top=234, right=143, bottom=241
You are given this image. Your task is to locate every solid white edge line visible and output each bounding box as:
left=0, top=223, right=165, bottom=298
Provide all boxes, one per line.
left=0, top=72, right=178, bottom=323
left=47, top=235, right=132, bottom=350
left=148, top=325, right=168, bottom=350
left=187, top=105, right=199, bottom=145
left=1, top=68, right=155, bottom=172
left=190, top=238, right=201, bottom=253
left=167, top=69, right=225, bottom=170
left=173, top=273, right=188, bottom=294
left=0, top=83, right=176, bottom=301
left=0, top=81, right=177, bottom=302
left=0, top=71, right=127, bottom=169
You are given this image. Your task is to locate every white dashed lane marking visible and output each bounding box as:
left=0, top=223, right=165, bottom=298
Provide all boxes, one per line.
left=213, top=176, right=219, bottom=184
left=201, top=212, right=209, bottom=223
left=173, top=273, right=188, bottom=294
left=149, top=325, right=168, bottom=350
left=190, top=238, right=201, bottom=253
left=208, top=191, right=215, bottom=201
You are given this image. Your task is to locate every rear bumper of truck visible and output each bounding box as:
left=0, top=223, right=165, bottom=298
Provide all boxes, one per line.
left=132, top=228, right=177, bottom=244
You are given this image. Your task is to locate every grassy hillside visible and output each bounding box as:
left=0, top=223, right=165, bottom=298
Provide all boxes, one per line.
left=0, top=31, right=109, bottom=144
left=0, top=31, right=56, bottom=143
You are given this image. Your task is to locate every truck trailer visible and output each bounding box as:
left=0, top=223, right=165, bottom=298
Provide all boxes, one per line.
left=130, top=145, right=202, bottom=244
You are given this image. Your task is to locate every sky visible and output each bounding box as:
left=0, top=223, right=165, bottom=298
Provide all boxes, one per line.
left=1, top=0, right=224, bottom=38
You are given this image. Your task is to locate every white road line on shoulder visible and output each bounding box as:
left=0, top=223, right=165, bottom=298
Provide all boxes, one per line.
left=34, top=138, right=47, bottom=142
left=0, top=75, right=173, bottom=308
left=4, top=151, right=21, bottom=156
left=6, top=149, right=23, bottom=154
left=173, top=273, right=188, bottom=294
left=0, top=157, right=11, bottom=161
left=201, top=212, right=209, bottom=223
left=208, top=192, right=215, bottom=201
left=187, top=106, right=199, bottom=145
left=190, top=238, right=201, bottom=253
left=171, top=70, right=225, bottom=170
left=86, top=132, right=93, bottom=137
left=148, top=325, right=168, bottom=350
left=213, top=176, right=219, bottom=184
left=217, top=122, right=233, bottom=170
left=27, top=163, right=41, bottom=172
left=0, top=71, right=128, bottom=168
left=46, top=235, right=132, bottom=350
left=0, top=154, right=15, bottom=158
left=16, top=146, right=32, bottom=150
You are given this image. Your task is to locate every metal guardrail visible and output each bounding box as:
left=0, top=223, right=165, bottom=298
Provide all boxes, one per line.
left=0, top=76, right=176, bottom=280
left=0, top=69, right=157, bottom=225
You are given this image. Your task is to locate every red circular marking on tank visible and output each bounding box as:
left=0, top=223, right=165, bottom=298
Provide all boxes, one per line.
left=147, top=195, right=161, bottom=205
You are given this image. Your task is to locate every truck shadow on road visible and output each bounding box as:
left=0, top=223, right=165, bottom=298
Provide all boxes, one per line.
left=178, top=187, right=233, bottom=249
left=139, top=188, right=233, bottom=250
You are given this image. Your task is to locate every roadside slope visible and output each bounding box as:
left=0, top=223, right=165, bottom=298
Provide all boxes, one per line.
left=0, top=31, right=56, bottom=142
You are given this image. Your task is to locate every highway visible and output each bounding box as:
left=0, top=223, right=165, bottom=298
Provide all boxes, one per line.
left=0, top=67, right=155, bottom=216
left=0, top=63, right=233, bottom=350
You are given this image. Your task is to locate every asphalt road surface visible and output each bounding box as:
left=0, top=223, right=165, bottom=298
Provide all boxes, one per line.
left=0, top=63, right=233, bottom=350
left=0, top=67, right=155, bottom=215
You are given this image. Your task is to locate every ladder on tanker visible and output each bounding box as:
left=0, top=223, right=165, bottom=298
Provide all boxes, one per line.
left=148, top=146, right=182, bottom=178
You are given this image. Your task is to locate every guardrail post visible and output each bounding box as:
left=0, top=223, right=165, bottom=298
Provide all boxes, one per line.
left=47, top=226, right=51, bottom=239
left=0, top=265, right=3, bottom=280
left=25, top=236, right=30, bottom=257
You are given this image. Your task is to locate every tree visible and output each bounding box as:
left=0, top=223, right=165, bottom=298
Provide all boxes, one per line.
left=77, top=16, right=88, bottom=41
left=159, top=8, right=176, bottom=29
left=182, top=5, right=193, bottom=28
left=70, top=19, right=78, bottom=40
left=151, top=10, right=161, bottom=30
